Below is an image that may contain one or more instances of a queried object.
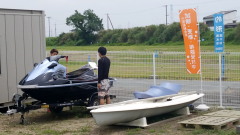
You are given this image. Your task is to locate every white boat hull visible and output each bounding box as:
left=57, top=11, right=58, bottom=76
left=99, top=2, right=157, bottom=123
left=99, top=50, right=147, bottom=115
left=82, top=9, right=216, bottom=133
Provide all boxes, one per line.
left=90, top=93, right=204, bottom=126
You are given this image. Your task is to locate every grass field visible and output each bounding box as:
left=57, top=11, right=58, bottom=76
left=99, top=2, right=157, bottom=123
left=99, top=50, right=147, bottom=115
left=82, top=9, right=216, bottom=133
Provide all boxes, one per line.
left=58, top=47, right=240, bottom=81
left=47, top=44, right=240, bottom=52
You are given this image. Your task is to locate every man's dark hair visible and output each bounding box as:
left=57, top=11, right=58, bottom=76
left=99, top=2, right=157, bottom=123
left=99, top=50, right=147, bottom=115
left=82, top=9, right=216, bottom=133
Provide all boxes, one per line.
left=98, top=47, right=107, bottom=55
left=50, top=48, right=58, bottom=54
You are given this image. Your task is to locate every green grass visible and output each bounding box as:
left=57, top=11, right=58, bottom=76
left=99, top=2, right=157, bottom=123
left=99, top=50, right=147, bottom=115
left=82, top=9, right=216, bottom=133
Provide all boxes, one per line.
left=126, top=128, right=142, bottom=135
left=148, top=129, right=156, bottom=133
left=47, top=44, right=240, bottom=52
left=53, top=45, right=240, bottom=81
left=59, top=55, right=240, bottom=81
left=41, top=129, right=61, bottom=135
left=79, top=125, right=91, bottom=133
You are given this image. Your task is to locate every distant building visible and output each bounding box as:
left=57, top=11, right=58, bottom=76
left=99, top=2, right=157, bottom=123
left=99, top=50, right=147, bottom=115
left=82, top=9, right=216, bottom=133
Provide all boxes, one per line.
left=203, top=10, right=237, bottom=30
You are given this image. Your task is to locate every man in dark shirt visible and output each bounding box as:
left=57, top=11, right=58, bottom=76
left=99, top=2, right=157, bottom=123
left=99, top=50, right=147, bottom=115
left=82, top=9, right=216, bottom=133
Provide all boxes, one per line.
left=97, top=47, right=111, bottom=105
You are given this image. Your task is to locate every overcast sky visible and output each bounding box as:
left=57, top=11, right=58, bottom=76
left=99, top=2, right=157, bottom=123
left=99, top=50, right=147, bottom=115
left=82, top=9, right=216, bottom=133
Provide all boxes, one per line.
left=1, top=0, right=240, bottom=36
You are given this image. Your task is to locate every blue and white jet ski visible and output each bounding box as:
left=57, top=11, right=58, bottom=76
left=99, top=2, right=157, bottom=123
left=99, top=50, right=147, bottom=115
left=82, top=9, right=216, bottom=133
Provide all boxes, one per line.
left=18, top=55, right=114, bottom=105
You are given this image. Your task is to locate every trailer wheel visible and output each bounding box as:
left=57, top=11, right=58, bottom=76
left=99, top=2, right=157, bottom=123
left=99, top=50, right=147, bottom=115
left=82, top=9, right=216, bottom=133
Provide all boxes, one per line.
left=0, top=107, right=8, bottom=113
left=88, top=95, right=99, bottom=107
left=49, top=106, right=63, bottom=113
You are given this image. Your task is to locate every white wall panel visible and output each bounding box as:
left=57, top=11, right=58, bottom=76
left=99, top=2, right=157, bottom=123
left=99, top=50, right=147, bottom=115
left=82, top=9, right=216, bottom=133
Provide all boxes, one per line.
left=15, top=15, right=25, bottom=94
left=0, top=15, right=8, bottom=103
left=6, top=15, right=17, bottom=100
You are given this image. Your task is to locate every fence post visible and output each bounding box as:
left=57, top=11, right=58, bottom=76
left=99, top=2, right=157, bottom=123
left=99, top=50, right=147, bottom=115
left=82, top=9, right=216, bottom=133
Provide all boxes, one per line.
left=97, top=52, right=99, bottom=65
left=222, top=54, right=225, bottom=77
left=200, top=61, right=203, bottom=103
left=219, top=53, right=223, bottom=107
left=153, top=53, right=156, bottom=86
left=88, top=55, right=91, bottom=62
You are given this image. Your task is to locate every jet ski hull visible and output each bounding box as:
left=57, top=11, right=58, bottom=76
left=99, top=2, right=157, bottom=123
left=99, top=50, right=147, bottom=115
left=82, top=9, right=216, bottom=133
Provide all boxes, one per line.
left=19, top=81, right=98, bottom=104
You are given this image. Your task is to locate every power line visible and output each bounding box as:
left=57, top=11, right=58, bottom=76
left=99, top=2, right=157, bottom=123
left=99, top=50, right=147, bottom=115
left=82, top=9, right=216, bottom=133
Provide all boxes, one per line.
left=108, top=6, right=162, bottom=15
left=165, top=5, right=168, bottom=25
left=55, top=23, right=57, bottom=37
left=170, top=0, right=227, bottom=7
left=47, top=0, right=240, bottom=34
left=99, top=0, right=230, bottom=16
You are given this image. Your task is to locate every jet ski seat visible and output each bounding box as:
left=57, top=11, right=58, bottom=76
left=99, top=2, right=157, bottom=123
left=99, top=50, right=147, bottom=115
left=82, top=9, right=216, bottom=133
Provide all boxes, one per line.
left=66, top=68, right=90, bottom=79
left=66, top=68, right=98, bottom=83
left=133, top=82, right=182, bottom=99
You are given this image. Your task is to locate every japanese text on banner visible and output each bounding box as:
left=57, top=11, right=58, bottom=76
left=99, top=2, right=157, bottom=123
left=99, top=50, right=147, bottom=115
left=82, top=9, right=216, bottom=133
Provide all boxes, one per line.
left=179, top=8, right=200, bottom=74
left=214, top=14, right=224, bottom=52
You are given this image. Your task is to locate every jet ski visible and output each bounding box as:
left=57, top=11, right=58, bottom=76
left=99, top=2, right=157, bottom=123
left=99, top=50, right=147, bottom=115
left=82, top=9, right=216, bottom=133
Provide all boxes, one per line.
left=18, top=55, right=115, bottom=105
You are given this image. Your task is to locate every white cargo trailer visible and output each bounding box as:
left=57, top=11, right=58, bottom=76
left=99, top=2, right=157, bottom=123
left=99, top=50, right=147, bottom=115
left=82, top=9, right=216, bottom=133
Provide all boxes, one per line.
left=0, top=8, right=46, bottom=109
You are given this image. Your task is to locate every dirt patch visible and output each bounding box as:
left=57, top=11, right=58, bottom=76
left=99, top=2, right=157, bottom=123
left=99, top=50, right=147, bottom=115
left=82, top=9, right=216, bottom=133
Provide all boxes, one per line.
left=0, top=107, right=237, bottom=135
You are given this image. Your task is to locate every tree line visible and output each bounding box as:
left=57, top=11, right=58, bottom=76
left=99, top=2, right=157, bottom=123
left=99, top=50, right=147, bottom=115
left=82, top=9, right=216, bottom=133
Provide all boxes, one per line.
left=47, top=10, right=240, bottom=46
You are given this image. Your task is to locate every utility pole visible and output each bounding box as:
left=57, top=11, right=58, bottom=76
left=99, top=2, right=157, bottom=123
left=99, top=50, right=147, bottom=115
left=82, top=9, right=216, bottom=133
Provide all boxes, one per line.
left=165, top=5, right=168, bottom=25
left=47, top=17, right=51, bottom=37
left=107, top=14, right=114, bottom=30
left=106, top=14, right=114, bottom=30
left=55, top=23, right=56, bottom=37
left=106, top=14, right=109, bottom=30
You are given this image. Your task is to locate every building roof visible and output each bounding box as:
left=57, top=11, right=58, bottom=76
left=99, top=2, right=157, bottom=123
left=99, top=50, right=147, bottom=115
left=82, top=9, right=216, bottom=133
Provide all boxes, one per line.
left=203, top=10, right=237, bottom=19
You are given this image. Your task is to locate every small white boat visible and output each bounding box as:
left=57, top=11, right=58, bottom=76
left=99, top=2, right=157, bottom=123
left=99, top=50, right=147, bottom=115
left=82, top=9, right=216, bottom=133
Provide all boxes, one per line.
left=88, top=92, right=204, bottom=126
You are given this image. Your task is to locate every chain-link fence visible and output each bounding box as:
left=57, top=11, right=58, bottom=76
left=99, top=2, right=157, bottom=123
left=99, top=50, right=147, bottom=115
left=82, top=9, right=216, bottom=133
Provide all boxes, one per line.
left=60, top=51, right=240, bottom=108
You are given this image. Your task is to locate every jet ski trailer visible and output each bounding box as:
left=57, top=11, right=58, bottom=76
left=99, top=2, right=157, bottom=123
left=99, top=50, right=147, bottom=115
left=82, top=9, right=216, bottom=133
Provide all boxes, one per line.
left=7, top=55, right=116, bottom=124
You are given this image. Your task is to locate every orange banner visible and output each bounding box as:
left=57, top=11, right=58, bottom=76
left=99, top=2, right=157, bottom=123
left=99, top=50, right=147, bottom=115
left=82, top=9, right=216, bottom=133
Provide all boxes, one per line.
left=179, top=8, right=201, bottom=74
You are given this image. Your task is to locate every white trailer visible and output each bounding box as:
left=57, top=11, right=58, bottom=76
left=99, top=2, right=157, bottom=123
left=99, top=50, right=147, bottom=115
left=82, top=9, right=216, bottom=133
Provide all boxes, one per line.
left=0, top=8, right=46, bottom=109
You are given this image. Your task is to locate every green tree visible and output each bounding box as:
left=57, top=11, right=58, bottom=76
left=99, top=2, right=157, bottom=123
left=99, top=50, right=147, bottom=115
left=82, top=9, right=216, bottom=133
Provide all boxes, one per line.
left=119, top=29, right=129, bottom=42
left=135, top=31, right=146, bottom=44
left=160, top=23, right=181, bottom=43
left=153, top=24, right=166, bottom=43
left=57, top=32, right=78, bottom=45
left=199, top=23, right=212, bottom=42
left=225, top=28, right=235, bottom=43
left=66, top=9, right=104, bottom=45
left=46, top=37, right=58, bottom=46
left=99, top=30, right=112, bottom=44
left=234, top=24, right=240, bottom=43
left=145, top=25, right=157, bottom=40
